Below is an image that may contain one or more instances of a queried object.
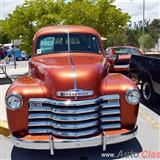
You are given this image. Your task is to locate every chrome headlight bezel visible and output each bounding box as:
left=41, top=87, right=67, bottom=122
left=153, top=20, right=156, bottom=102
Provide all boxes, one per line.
left=125, top=89, right=140, bottom=105
left=5, top=93, right=23, bottom=110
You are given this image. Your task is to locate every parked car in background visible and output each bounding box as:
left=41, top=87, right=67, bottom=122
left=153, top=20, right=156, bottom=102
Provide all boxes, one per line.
left=6, top=47, right=26, bottom=60
left=0, top=47, right=4, bottom=60
left=129, top=54, right=160, bottom=105
left=3, top=43, right=28, bottom=61
left=21, top=50, right=31, bottom=60
left=5, top=25, right=140, bottom=156
left=106, top=46, right=143, bottom=72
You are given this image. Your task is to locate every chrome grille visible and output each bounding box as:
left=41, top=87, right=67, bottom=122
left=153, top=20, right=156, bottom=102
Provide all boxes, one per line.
left=28, top=95, right=121, bottom=138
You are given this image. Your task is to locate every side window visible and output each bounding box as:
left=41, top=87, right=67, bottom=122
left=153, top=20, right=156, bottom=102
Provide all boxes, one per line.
left=130, top=48, right=138, bottom=55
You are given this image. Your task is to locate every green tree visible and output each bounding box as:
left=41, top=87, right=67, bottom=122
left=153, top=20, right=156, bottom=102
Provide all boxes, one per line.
left=125, top=29, right=139, bottom=47
left=95, top=0, right=130, bottom=37
left=104, top=33, right=127, bottom=47
left=138, top=34, right=155, bottom=51
left=0, top=21, right=10, bottom=44
left=148, top=19, right=160, bottom=43
left=3, top=0, right=130, bottom=53
left=128, top=19, right=160, bottom=47
left=3, top=0, right=64, bottom=53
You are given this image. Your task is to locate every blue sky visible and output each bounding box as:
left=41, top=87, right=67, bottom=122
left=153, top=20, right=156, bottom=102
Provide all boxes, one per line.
left=0, top=0, right=160, bottom=23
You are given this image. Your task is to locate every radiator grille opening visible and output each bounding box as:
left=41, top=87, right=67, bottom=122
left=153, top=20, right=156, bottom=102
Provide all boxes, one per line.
left=28, top=95, right=121, bottom=138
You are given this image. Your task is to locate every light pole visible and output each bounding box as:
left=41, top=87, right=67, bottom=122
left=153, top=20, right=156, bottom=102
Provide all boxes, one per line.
left=142, top=0, right=145, bottom=50
left=12, top=40, right=16, bottom=69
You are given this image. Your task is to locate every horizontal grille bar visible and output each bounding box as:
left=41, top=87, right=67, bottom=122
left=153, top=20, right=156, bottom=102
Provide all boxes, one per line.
left=100, top=109, right=120, bottom=116
left=100, top=116, right=121, bottom=122
left=101, top=101, right=120, bottom=108
left=29, top=105, right=99, bottom=115
left=29, top=95, right=120, bottom=106
left=29, top=127, right=99, bottom=138
left=101, top=123, right=121, bottom=130
left=29, top=120, right=98, bottom=130
left=29, top=112, right=99, bottom=122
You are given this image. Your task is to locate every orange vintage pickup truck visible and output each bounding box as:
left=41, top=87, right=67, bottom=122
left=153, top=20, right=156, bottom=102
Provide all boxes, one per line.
left=5, top=25, right=140, bottom=155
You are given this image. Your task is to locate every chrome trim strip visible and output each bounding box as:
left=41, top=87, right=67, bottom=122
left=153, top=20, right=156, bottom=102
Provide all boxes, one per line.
left=29, top=105, right=99, bottom=115
left=71, top=63, right=77, bottom=91
left=69, top=52, right=77, bottom=99
left=67, top=32, right=70, bottom=52
left=11, top=126, right=138, bottom=150
left=56, top=89, right=94, bottom=97
left=100, top=116, right=120, bottom=122
left=101, top=102, right=120, bottom=108
left=29, top=127, right=99, bottom=138
left=101, top=123, right=121, bottom=130
left=28, top=120, right=98, bottom=130
left=114, top=64, right=129, bottom=69
left=29, top=112, right=99, bottom=122
left=29, top=94, right=120, bottom=106
left=100, top=109, right=120, bottom=116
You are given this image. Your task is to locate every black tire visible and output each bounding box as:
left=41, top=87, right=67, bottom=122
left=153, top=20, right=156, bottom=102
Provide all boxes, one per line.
left=141, top=79, right=159, bottom=105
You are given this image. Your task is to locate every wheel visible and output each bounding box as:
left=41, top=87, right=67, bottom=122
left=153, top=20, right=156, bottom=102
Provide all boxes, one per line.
left=141, top=79, right=159, bottom=105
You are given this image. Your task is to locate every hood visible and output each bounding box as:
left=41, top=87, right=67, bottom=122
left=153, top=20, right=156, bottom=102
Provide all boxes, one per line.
left=32, top=53, right=105, bottom=100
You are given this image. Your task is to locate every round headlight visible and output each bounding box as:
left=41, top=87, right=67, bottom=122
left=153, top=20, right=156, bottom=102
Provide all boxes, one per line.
left=125, top=89, right=140, bottom=105
left=5, top=94, right=23, bottom=110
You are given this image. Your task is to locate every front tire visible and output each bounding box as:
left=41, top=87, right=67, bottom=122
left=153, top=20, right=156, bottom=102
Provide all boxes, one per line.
left=141, top=79, right=159, bottom=105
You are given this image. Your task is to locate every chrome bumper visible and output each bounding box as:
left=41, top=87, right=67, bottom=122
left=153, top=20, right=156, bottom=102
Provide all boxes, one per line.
left=11, top=126, right=138, bottom=154
left=114, top=64, right=129, bottom=69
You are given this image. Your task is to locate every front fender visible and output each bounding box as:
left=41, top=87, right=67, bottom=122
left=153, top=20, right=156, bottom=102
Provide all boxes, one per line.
left=6, top=76, right=44, bottom=135
left=100, top=73, right=139, bottom=129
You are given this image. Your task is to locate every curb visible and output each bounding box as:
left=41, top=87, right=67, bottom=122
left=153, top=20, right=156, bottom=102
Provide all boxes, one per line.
left=0, top=120, right=10, bottom=137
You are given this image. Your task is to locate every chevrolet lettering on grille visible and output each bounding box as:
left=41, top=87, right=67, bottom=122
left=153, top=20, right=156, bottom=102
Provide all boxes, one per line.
left=56, top=89, right=94, bottom=97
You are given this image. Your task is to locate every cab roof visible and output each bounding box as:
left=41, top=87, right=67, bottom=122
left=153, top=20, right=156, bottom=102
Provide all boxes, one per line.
left=34, top=25, right=101, bottom=38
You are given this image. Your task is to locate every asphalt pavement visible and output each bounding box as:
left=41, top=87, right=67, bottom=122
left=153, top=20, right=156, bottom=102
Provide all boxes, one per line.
left=0, top=61, right=160, bottom=160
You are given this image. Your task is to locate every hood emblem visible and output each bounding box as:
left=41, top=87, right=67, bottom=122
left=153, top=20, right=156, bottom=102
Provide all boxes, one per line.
left=56, top=89, right=94, bottom=97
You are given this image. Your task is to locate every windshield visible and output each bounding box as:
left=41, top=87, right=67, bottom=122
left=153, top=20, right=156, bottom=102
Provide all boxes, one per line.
left=36, top=33, right=101, bottom=55
left=114, top=47, right=139, bottom=55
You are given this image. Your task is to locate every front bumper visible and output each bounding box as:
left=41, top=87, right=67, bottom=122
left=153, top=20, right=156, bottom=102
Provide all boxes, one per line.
left=11, top=126, right=138, bottom=152
left=113, top=64, right=129, bottom=71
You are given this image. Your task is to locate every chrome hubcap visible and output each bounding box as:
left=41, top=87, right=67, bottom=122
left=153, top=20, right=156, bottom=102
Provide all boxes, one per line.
left=142, top=82, right=151, bottom=100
